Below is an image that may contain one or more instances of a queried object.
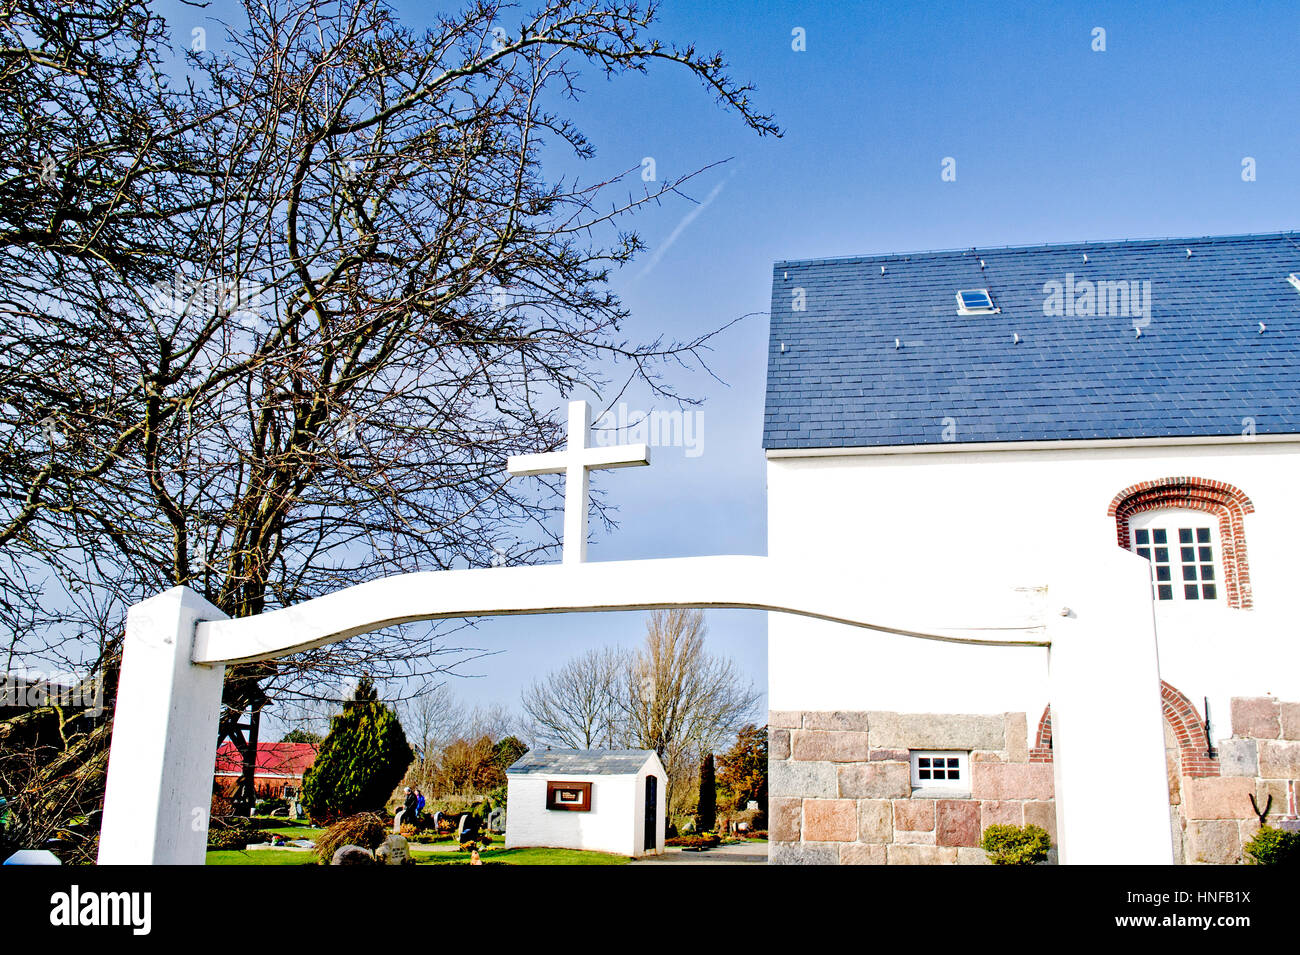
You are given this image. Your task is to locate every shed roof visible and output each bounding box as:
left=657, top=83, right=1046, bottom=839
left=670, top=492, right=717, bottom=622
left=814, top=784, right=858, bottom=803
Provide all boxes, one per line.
left=506, top=748, right=656, bottom=776
left=763, top=231, right=1300, bottom=449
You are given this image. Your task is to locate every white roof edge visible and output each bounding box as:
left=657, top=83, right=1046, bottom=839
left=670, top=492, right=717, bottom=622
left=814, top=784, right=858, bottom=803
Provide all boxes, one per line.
left=766, top=432, right=1300, bottom=459
left=505, top=749, right=659, bottom=775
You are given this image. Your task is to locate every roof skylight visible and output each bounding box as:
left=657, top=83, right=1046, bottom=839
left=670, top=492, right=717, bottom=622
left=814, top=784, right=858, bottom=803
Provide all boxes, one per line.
left=956, top=289, right=1000, bottom=315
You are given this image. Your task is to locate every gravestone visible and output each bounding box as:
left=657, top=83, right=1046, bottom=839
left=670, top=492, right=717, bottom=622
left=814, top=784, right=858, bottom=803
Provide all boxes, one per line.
left=375, top=833, right=411, bottom=865
left=487, top=807, right=506, bottom=834
left=455, top=813, right=470, bottom=842
left=393, top=808, right=406, bottom=834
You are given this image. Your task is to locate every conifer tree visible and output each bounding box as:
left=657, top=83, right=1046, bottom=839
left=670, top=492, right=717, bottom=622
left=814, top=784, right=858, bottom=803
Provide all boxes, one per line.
left=301, top=678, right=412, bottom=824
left=697, top=752, right=717, bottom=833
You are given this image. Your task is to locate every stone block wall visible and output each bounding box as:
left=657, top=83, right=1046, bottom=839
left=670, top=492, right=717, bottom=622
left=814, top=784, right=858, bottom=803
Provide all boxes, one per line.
left=1177, top=697, right=1300, bottom=864
left=769, top=697, right=1300, bottom=865
left=769, top=709, right=1054, bottom=865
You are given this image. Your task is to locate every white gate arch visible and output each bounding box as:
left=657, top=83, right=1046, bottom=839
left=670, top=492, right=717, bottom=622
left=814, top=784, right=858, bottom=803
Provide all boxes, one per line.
left=96, top=403, right=1174, bottom=865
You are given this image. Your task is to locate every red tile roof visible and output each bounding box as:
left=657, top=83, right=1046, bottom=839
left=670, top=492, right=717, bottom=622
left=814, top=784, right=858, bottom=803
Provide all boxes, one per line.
left=214, top=742, right=318, bottom=778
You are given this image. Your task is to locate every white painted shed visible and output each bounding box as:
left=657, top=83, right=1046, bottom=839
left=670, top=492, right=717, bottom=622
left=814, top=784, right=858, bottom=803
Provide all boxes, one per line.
left=504, top=748, right=666, bottom=858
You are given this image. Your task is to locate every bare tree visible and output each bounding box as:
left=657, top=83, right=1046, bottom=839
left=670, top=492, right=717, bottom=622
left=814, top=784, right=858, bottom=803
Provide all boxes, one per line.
left=517, top=610, right=759, bottom=815
left=622, top=609, right=760, bottom=814
left=0, top=0, right=776, bottom=847
left=401, top=684, right=462, bottom=761
left=522, top=646, right=626, bottom=748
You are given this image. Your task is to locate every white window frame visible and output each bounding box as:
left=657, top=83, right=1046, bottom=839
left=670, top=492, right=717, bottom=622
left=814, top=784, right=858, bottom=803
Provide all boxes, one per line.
left=955, top=289, right=1000, bottom=315
left=910, top=750, right=970, bottom=795
left=1129, top=510, right=1222, bottom=604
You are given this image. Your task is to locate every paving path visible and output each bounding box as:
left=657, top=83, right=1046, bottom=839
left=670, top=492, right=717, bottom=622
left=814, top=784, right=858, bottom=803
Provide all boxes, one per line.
left=632, top=842, right=768, bottom=865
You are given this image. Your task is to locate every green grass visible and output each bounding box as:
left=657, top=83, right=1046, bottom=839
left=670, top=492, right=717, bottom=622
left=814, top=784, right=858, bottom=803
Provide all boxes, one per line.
left=206, top=846, right=628, bottom=865
left=257, top=825, right=326, bottom=839
left=207, top=849, right=318, bottom=865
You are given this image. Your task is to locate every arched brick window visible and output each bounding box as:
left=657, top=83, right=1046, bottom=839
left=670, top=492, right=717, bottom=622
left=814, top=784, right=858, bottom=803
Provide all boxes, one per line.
left=1108, top=477, right=1254, bottom=609
left=1032, top=682, right=1220, bottom=777
left=1029, top=705, right=1053, bottom=763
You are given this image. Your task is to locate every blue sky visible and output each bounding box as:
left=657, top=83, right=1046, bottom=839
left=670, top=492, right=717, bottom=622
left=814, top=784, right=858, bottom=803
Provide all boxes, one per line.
left=164, top=1, right=1300, bottom=732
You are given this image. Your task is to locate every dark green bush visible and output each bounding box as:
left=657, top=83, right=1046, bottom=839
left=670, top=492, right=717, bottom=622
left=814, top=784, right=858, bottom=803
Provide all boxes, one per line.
left=1244, top=825, right=1300, bottom=865
left=980, top=823, right=1052, bottom=865
left=256, top=797, right=287, bottom=816
left=207, top=817, right=255, bottom=851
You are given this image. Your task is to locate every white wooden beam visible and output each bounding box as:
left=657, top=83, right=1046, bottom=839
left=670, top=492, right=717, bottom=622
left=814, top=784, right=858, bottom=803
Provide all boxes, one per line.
left=1047, top=545, right=1174, bottom=864
left=98, top=587, right=227, bottom=865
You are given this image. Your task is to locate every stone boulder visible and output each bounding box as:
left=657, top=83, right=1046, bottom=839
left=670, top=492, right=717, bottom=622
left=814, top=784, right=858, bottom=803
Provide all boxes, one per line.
left=330, top=844, right=375, bottom=865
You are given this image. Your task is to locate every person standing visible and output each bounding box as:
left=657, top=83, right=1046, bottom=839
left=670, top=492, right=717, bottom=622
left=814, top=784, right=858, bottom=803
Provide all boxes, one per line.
left=401, top=786, right=418, bottom=827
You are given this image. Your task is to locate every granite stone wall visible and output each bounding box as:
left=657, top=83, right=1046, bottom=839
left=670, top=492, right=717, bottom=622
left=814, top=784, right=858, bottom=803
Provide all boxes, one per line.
left=769, top=697, right=1300, bottom=865
left=1176, top=696, right=1300, bottom=864
left=768, top=710, right=1054, bottom=865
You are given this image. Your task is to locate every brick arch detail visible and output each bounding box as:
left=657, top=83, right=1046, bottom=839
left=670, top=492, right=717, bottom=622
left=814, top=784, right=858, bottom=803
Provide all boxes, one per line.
left=1107, top=476, right=1255, bottom=610
left=1030, top=682, right=1220, bottom=777
left=1029, top=705, right=1053, bottom=762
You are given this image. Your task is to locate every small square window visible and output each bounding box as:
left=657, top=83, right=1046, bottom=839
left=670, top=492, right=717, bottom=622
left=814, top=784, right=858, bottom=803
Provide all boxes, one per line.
left=1132, top=517, right=1222, bottom=605
left=911, top=751, right=970, bottom=794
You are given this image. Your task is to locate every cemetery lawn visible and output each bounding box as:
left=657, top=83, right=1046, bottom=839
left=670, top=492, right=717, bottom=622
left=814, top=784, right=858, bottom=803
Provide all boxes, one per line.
left=259, top=825, right=326, bottom=839
left=207, top=850, right=318, bottom=865
left=206, top=847, right=628, bottom=865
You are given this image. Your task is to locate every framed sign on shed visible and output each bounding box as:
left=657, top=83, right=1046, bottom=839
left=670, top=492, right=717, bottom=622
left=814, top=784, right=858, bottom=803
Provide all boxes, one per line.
left=546, top=781, right=593, bottom=811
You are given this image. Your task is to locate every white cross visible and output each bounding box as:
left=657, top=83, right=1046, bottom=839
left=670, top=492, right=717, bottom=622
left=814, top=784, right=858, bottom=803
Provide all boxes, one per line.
left=507, top=400, right=650, bottom=564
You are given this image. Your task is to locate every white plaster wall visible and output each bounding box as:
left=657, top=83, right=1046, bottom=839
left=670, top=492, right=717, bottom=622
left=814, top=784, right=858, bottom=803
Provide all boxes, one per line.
left=767, top=439, right=1300, bottom=744
left=506, top=768, right=663, bottom=857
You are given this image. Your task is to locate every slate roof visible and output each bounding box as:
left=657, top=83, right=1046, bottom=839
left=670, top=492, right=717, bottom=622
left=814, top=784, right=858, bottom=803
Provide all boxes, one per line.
left=763, top=231, right=1300, bottom=449
left=505, top=748, right=654, bottom=776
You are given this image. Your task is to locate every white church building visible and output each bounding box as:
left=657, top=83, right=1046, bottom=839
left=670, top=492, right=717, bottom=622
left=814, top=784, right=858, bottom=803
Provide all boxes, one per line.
left=763, top=231, right=1300, bottom=864
left=504, top=748, right=666, bottom=857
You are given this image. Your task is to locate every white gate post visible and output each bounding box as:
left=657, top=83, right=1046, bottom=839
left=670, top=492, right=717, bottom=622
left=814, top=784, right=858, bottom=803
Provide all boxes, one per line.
left=1047, top=545, right=1174, bottom=864
left=98, top=587, right=227, bottom=865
